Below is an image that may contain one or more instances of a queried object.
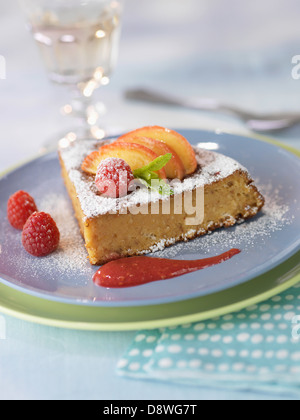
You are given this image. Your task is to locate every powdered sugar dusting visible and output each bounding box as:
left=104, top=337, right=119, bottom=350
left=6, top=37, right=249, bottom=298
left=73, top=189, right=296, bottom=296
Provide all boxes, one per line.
left=59, top=139, right=246, bottom=219
left=152, top=182, right=291, bottom=259
left=37, top=193, right=90, bottom=274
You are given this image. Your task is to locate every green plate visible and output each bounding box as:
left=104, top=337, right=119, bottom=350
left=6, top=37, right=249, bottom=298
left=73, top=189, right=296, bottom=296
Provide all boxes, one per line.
left=0, top=131, right=299, bottom=330
left=0, top=250, right=299, bottom=330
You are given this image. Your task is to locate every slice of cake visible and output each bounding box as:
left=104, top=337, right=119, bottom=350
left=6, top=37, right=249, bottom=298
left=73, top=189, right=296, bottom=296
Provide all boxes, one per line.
left=59, top=126, right=264, bottom=265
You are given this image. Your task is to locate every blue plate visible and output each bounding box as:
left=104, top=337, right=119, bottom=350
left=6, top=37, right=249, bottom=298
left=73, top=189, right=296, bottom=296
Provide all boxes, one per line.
left=0, top=129, right=299, bottom=307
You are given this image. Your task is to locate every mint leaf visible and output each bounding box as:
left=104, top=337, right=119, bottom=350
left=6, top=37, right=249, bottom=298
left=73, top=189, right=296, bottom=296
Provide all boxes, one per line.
left=133, top=153, right=174, bottom=196
left=133, top=153, right=172, bottom=179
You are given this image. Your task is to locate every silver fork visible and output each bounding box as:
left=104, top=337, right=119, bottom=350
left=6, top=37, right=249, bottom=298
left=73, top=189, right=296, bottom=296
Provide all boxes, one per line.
left=125, top=88, right=300, bottom=132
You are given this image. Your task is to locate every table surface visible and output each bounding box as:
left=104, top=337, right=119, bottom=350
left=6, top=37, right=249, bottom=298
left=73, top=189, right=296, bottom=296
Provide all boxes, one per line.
left=0, top=0, right=300, bottom=400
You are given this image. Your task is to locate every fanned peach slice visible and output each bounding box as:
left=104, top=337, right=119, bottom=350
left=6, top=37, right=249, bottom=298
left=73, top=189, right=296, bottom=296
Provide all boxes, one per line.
left=116, top=136, right=185, bottom=180
left=81, top=150, right=103, bottom=175
left=81, top=142, right=167, bottom=179
left=117, top=126, right=197, bottom=175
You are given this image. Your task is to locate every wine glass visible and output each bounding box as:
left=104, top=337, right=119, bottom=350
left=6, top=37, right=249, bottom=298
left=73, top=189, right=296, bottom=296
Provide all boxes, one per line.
left=19, top=0, right=124, bottom=148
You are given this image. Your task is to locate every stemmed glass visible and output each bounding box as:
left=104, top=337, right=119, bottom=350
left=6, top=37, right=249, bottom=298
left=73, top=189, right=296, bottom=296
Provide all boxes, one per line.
left=19, top=0, right=124, bottom=147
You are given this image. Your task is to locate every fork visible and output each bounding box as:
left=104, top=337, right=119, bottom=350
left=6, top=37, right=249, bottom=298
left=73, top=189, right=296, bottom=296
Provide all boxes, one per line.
left=125, top=88, right=300, bottom=132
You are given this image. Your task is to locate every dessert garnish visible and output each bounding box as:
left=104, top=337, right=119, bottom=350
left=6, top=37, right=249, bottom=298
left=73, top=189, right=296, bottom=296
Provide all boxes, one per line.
left=93, top=248, right=241, bottom=288
left=83, top=146, right=175, bottom=197
left=95, top=157, right=134, bottom=198
left=22, top=211, right=60, bottom=257
left=7, top=190, right=38, bottom=230
left=133, top=153, right=174, bottom=196
left=117, top=126, right=198, bottom=176
left=60, top=125, right=264, bottom=265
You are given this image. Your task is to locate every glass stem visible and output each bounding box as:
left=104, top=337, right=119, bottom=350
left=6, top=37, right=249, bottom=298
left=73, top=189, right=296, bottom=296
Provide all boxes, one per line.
left=66, top=86, right=106, bottom=139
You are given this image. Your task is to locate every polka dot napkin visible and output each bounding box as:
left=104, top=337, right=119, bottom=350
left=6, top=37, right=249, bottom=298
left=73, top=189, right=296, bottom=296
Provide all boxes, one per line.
left=117, top=284, right=300, bottom=398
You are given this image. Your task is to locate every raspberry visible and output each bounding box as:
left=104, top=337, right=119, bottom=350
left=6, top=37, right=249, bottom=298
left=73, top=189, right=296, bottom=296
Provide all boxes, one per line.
left=7, top=190, right=38, bottom=230
left=95, top=158, right=134, bottom=198
left=22, top=212, right=60, bottom=257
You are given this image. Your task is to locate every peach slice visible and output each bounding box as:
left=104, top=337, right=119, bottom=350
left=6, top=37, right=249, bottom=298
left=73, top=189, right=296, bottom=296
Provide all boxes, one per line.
left=116, top=136, right=185, bottom=180
left=81, top=142, right=167, bottom=179
left=117, top=126, right=197, bottom=175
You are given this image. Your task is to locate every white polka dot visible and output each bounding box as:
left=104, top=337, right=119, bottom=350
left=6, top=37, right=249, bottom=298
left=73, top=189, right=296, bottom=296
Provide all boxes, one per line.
left=252, top=350, right=263, bottom=359
left=264, top=323, right=275, bottom=331
left=198, top=333, right=210, bottom=341
left=276, top=335, right=288, bottom=344
left=198, top=348, right=209, bottom=356
left=211, top=335, right=221, bottom=342
left=249, top=314, right=258, bottom=320
left=278, top=323, right=288, bottom=330
left=290, top=366, right=300, bottom=374
left=218, top=364, right=230, bottom=372
left=204, top=364, right=215, bottom=371
left=284, top=312, right=296, bottom=321
left=117, top=358, right=128, bottom=368
left=261, top=313, right=271, bottom=321
left=187, top=347, right=196, bottom=354
left=246, top=305, right=258, bottom=312
left=265, top=351, right=274, bottom=359
left=266, top=336, right=275, bottom=343
left=184, top=334, right=195, bottom=341
left=155, top=345, right=165, bottom=353
left=239, top=323, right=248, bottom=330
left=182, top=323, right=192, bottom=329
left=194, top=323, right=205, bottom=331
left=223, top=336, right=233, bottom=344
left=221, top=323, right=234, bottom=331
left=251, top=334, right=264, bottom=344
left=129, top=362, right=140, bottom=371
left=135, top=334, right=146, bottom=342
left=208, top=323, right=217, bottom=330
left=285, top=295, right=294, bottom=301
left=283, top=305, right=294, bottom=311
left=129, top=348, right=140, bottom=356
left=171, top=334, right=181, bottom=340
left=146, top=335, right=157, bottom=343
left=237, top=333, right=250, bottom=342
left=189, top=359, right=201, bottom=368
left=274, top=314, right=282, bottom=321
left=237, top=314, right=247, bottom=319
left=276, top=350, right=289, bottom=360
left=212, top=350, right=223, bottom=358
left=271, top=296, right=281, bottom=302
left=167, top=344, right=182, bottom=354
left=251, top=323, right=261, bottom=330
left=142, top=349, right=153, bottom=357
left=158, top=358, right=173, bottom=368
left=227, top=349, right=237, bottom=357
left=259, top=304, right=271, bottom=312
left=246, top=366, right=257, bottom=373
left=259, top=367, right=270, bottom=375
left=233, top=363, right=244, bottom=372
left=291, top=352, right=300, bottom=361
left=239, top=350, right=249, bottom=358
left=223, top=314, right=234, bottom=321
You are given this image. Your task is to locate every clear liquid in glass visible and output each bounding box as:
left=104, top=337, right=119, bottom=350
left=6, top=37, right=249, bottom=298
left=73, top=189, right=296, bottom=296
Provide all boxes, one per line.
left=30, top=8, right=121, bottom=85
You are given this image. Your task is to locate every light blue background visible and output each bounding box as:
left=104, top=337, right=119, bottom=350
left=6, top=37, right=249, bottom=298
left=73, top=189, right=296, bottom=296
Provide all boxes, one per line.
left=0, top=0, right=299, bottom=400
